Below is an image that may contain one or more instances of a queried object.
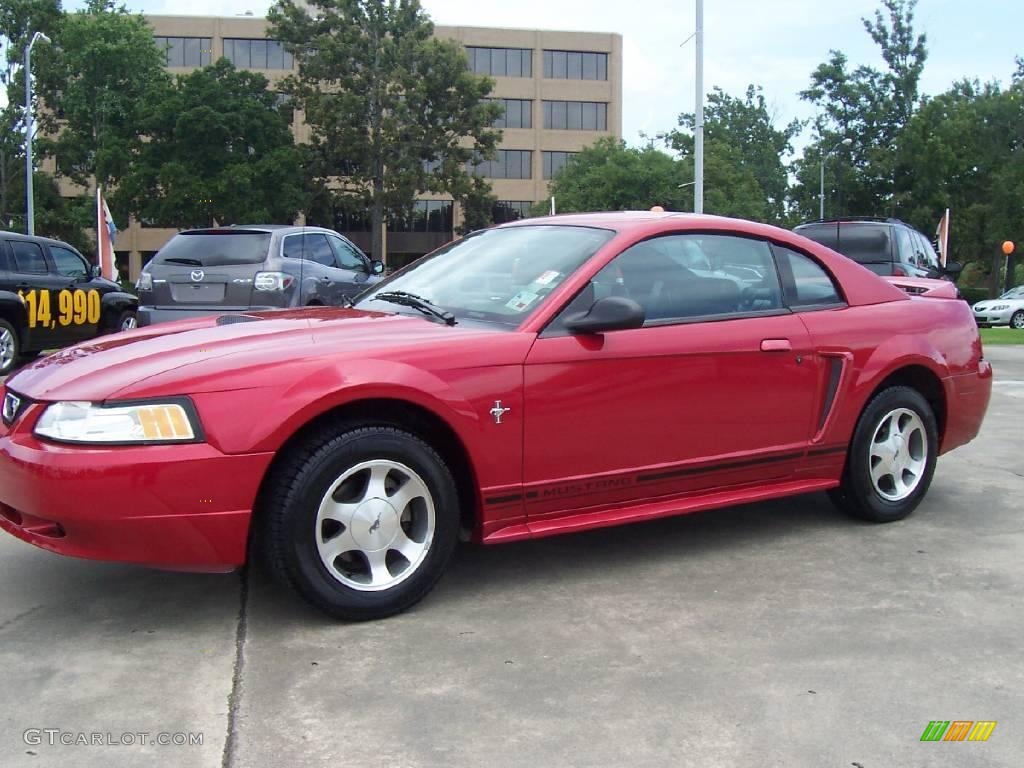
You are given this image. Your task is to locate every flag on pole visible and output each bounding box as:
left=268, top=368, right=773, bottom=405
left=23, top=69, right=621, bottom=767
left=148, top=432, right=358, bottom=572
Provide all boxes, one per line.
left=935, top=208, right=950, bottom=268
left=96, top=187, right=117, bottom=281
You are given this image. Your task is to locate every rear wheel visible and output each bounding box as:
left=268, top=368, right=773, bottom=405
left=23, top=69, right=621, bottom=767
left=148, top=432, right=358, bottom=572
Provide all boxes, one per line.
left=1011, top=310, right=1024, bottom=330
left=261, top=424, right=460, bottom=620
left=0, top=320, right=20, bottom=376
left=829, top=386, right=938, bottom=523
left=117, top=310, right=138, bottom=332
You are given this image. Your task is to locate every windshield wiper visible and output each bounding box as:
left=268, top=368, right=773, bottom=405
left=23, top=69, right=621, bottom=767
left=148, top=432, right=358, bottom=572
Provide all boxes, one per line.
left=162, top=257, right=204, bottom=266
left=372, top=291, right=457, bottom=325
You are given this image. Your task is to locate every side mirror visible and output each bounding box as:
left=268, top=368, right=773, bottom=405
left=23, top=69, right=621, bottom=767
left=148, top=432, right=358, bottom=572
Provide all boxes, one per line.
left=90, top=264, right=102, bottom=278
left=564, top=296, right=645, bottom=335
left=371, top=260, right=385, bottom=275
left=943, top=260, right=963, bottom=278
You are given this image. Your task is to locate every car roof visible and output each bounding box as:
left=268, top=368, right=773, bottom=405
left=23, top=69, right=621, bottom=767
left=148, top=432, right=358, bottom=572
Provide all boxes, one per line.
left=179, top=225, right=336, bottom=235
left=0, top=230, right=79, bottom=249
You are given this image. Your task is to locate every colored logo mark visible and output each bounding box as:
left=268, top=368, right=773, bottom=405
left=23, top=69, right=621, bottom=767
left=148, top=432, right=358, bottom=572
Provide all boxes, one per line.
left=920, top=721, right=996, bottom=742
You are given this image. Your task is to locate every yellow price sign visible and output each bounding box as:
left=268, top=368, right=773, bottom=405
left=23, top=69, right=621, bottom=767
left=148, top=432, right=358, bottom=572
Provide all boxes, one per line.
left=18, top=289, right=101, bottom=329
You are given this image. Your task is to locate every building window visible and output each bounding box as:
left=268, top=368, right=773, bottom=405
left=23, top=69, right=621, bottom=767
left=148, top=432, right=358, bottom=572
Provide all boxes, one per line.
left=467, top=150, right=532, bottom=180
left=391, top=200, right=454, bottom=233
left=542, top=101, right=607, bottom=130
left=492, top=201, right=533, bottom=223
left=465, top=47, right=532, bottom=77
left=489, top=98, right=532, bottom=129
left=154, top=36, right=212, bottom=68
left=223, top=39, right=294, bottom=70
left=542, top=151, right=578, bottom=179
left=543, top=50, right=608, bottom=80
left=333, top=208, right=372, bottom=232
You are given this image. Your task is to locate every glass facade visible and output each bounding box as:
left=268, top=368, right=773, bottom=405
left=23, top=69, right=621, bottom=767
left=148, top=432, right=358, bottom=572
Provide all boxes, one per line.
left=468, top=150, right=533, bottom=179
left=466, top=47, right=533, bottom=77
left=391, top=200, right=454, bottom=233
left=492, top=201, right=533, bottom=223
left=223, top=39, right=293, bottom=69
left=543, top=50, right=608, bottom=80
left=154, top=36, right=212, bottom=68
left=542, top=151, right=578, bottom=179
left=490, top=98, right=533, bottom=129
left=543, top=101, right=608, bottom=130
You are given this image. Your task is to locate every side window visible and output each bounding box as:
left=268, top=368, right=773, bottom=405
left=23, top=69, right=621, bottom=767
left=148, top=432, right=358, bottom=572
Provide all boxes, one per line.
left=894, top=226, right=917, bottom=266
left=556, top=233, right=783, bottom=327
left=328, top=236, right=366, bottom=271
left=10, top=241, right=48, bottom=274
left=773, top=245, right=844, bottom=308
left=302, top=234, right=335, bottom=267
left=51, top=246, right=90, bottom=279
left=0, top=241, right=11, bottom=272
left=914, top=232, right=940, bottom=270
left=282, top=234, right=335, bottom=267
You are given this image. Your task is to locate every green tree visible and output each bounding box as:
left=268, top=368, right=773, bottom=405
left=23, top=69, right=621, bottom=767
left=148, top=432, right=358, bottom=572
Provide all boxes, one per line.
left=117, top=59, right=308, bottom=228
left=269, top=0, right=502, bottom=259
left=793, top=0, right=927, bottom=220
left=668, top=85, right=799, bottom=223
left=533, top=137, right=690, bottom=215
left=36, top=0, right=169, bottom=197
left=0, top=0, right=62, bottom=232
left=456, top=175, right=496, bottom=234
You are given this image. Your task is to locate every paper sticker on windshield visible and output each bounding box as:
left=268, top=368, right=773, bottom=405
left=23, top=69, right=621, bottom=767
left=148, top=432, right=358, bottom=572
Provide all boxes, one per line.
left=534, top=270, right=560, bottom=285
left=506, top=291, right=539, bottom=312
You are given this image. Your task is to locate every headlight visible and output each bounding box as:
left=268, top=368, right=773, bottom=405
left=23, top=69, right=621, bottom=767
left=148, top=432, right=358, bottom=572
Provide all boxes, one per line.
left=990, top=304, right=1009, bottom=310
left=34, top=400, right=201, bottom=444
left=136, top=272, right=153, bottom=291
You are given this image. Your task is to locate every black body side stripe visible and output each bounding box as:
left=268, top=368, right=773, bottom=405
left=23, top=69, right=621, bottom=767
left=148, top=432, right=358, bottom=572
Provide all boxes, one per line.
left=636, top=451, right=803, bottom=484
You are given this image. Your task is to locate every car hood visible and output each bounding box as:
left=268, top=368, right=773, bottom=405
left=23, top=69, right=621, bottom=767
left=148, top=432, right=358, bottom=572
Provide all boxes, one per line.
left=5, top=307, right=503, bottom=402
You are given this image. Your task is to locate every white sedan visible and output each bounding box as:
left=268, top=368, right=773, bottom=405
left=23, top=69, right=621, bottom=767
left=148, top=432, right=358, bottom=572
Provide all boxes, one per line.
left=973, top=286, right=1024, bottom=329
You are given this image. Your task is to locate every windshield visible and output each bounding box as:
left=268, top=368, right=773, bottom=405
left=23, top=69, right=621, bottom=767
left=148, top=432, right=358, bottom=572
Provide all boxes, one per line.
left=153, top=232, right=271, bottom=267
left=1000, top=286, right=1024, bottom=299
left=355, top=225, right=615, bottom=327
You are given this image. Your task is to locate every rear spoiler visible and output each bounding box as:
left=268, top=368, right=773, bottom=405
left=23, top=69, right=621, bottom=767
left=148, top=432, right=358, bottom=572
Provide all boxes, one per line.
left=883, top=276, right=960, bottom=299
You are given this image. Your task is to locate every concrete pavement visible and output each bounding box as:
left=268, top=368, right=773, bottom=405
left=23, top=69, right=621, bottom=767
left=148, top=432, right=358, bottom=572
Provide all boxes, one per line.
left=1, top=347, right=1022, bottom=767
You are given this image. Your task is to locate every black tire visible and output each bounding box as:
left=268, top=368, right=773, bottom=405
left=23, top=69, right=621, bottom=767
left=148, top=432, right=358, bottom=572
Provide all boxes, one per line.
left=115, top=310, right=137, bottom=333
left=1011, top=310, right=1024, bottom=330
left=260, top=424, right=461, bottom=620
left=828, top=386, right=938, bottom=523
left=0, top=319, right=21, bottom=376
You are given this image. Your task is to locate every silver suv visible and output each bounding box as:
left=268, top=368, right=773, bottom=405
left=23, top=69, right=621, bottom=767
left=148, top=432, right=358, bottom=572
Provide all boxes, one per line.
left=136, top=225, right=384, bottom=326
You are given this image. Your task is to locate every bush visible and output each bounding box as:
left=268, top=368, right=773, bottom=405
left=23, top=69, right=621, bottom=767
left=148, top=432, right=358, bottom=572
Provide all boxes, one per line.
left=959, top=287, right=989, bottom=305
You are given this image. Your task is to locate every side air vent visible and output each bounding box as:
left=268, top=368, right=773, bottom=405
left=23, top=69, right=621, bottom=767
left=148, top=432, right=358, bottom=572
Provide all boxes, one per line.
left=817, top=357, right=844, bottom=432
left=216, top=314, right=263, bottom=326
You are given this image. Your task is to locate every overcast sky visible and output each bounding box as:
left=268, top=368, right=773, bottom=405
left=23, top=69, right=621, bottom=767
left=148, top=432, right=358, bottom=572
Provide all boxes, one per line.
left=82, top=0, right=1022, bottom=158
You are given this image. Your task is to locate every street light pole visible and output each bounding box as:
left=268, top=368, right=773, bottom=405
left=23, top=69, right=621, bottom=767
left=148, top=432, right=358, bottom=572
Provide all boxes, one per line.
left=24, top=31, right=51, bottom=236
left=694, top=0, right=704, bottom=214
left=819, top=137, right=853, bottom=220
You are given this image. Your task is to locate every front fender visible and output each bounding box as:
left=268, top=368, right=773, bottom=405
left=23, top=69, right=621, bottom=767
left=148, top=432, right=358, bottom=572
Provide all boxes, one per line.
left=0, top=291, right=28, bottom=344
left=99, top=291, right=138, bottom=331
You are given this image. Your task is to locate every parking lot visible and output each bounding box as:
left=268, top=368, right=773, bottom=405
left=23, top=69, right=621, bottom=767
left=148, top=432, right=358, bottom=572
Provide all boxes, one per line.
left=1, top=346, right=1021, bottom=767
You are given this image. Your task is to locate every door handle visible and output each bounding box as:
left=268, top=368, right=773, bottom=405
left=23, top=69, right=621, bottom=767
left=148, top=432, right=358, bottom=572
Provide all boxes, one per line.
left=760, top=338, right=792, bottom=352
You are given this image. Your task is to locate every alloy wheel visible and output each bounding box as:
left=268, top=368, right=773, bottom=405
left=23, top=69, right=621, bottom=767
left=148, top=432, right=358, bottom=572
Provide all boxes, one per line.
left=315, top=459, right=436, bottom=592
left=869, top=407, right=928, bottom=502
left=0, top=327, right=14, bottom=371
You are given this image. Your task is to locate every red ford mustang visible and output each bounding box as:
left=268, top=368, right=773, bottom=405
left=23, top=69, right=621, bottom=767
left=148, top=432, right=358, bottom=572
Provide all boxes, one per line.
left=0, top=213, right=992, bottom=619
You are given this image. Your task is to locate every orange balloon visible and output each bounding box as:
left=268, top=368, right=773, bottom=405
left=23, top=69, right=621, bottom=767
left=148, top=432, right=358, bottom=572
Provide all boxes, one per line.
left=1002, top=240, right=1015, bottom=255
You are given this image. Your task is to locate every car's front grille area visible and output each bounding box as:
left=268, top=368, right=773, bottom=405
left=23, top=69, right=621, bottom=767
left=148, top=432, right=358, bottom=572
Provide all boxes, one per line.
left=1, top=389, right=30, bottom=426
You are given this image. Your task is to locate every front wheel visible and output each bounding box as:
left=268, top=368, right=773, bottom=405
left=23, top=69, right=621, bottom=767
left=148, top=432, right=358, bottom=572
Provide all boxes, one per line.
left=261, top=424, right=460, bottom=620
left=829, top=386, right=938, bottom=523
left=1011, top=310, right=1024, bottom=330
left=117, top=310, right=138, bottom=332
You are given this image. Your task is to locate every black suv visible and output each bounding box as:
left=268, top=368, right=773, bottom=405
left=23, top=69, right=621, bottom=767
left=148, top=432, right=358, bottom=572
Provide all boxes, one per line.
left=793, top=218, right=961, bottom=279
left=0, top=232, right=138, bottom=375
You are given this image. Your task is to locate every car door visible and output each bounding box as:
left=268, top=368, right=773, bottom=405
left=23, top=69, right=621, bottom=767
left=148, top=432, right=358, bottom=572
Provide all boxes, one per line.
left=6, top=239, right=78, bottom=350
left=47, top=243, right=102, bottom=344
left=522, top=232, right=821, bottom=519
left=326, top=234, right=373, bottom=302
left=285, top=233, right=340, bottom=305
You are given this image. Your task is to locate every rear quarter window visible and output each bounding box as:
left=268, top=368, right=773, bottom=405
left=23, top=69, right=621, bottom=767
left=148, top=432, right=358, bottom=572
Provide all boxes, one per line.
left=153, top=232, right=271, bottom=267
left=773, top=245, right=844, bottom=308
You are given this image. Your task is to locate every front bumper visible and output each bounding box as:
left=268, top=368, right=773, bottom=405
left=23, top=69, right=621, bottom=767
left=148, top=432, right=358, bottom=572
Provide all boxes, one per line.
left=973, top=307, right=1014, bottom=326
left=137, top=305, right=279, bottom=327
left=0, top=399, right=274, bottom=571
